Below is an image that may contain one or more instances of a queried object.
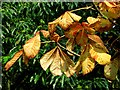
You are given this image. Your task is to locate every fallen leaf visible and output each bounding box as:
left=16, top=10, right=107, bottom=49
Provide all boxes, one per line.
left=23, top=31, right=41, bottom=59
left=4, top=50, right=23, bottom=71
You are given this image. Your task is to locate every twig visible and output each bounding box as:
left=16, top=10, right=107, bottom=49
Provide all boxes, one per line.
left=92, top=2, right=119, bottom=26
left=70, top=6, right=94, bottom=12
left=57, top=42, right=80, bottom=57
left=41, top=41, right=55, bottom=44
left=92, top=2, right=108, bottom=19
left=110, top=36, right=120, bottom=48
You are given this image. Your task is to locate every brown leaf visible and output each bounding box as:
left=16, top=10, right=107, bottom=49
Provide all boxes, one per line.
left=23, top=31, right=41, bottom=59
left=50, top=48, right=63, bottom=76
left=40, top=30, right=50, bottom=38
left=65, top=22, right=82, bottom=39
left=59, top=47, right=75, bottom=77
left=40, top=47, right=57, bottom=71
left=48, top=16, right=62, bottom=34
left=50, top=33, right=60, bottom=42
left=76, top=29, right=88, bottom=46
left=88, top=34, right=108, bottom=52
left=4, top=50, right=23, bottom=71
left=59, top=11, right=74, bottom=30
left=104, top=58, right=118, bottom=80
left=66, top=38, right=75, bottom=56
left=40, top=46, right=75, bottom=77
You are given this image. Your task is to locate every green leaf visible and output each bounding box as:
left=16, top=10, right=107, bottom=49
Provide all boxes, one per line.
left=34, top=75, right=40, bottom=84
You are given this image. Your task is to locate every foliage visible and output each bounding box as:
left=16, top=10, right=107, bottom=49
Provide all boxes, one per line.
left=1, top=1, right=120, bottom=90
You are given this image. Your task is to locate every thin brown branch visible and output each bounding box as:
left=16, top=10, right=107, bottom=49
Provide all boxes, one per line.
left=57, top=42, right=80, bottom=57
left=110, top=36, right=120, bottom=48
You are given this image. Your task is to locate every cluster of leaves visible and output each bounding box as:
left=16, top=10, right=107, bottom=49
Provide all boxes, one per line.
left=2, top=1, right=120, bottom=90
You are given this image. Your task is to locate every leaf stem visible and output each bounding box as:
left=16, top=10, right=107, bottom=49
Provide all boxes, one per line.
left=57, top=42, right=80, bottom=57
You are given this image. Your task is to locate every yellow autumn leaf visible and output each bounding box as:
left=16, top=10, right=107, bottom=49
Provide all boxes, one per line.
left=88, top=34, right=108, bottom=52
left=82, top=57, right=95, bottom=75
left=4, top=50, right=23, bottom=71
left=68, top=12, right=82, bottom=22
left=40, top=46, right=75, bottom=77
left=75, top=45, right=95, bottom=75
left=104, top=58, right=118, bottom=80
left=90, top=43, right=111, bottom=65
left=23, top=31, right=41, bottom=59
left=87, top=17, right=99, bottom=25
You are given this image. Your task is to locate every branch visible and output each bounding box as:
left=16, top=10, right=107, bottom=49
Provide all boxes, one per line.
left=41, top=41, right=55, bottom=44
left=70, top=6, right=94, bottom=12
left=57, top=42, right=80, bottom=57
left=92, top=2, right=119, bottom=26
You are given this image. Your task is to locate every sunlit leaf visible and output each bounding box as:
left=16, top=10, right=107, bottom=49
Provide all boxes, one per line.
left=104, top=58, right=118, bottom=80
left=82, top=56, right=95, bottom=75
left=104, top=1, right=117, bottom=7
left=90, top=43, right=111, bottom=65
left=23, top=31, right=41, bottom=59
left=50, top=48, right=63, bottom=76
left=87, top=17, right=99, bottom=25
left=40, top=47, right=57, bottom=70
left=4, top=50, right=23, bottom=71
left=59, top=11, right=74, bottom=30
left=75, top=45, right=95, bottom=75
left=40, top=46, right=75, bottom=77
left=68, top=12, right=82, bottom=22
